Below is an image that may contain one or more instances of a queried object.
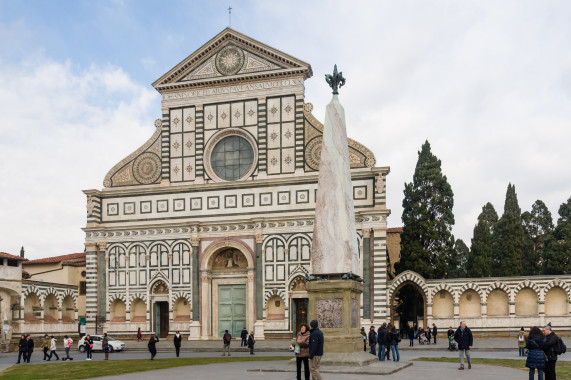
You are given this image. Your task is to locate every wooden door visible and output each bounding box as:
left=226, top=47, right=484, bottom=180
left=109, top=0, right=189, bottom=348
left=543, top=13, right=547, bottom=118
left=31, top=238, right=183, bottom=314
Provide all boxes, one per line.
left=218, top=284, right=246, bottom=337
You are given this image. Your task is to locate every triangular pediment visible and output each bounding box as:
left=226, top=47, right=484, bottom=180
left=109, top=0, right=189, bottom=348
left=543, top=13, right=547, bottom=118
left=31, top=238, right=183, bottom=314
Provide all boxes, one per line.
left=153, top=28, right=312, bottom=92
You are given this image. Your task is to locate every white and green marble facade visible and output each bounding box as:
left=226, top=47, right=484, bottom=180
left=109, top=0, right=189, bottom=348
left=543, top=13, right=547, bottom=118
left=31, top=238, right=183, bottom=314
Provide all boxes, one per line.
left=83, top=28, right=389, bottom=339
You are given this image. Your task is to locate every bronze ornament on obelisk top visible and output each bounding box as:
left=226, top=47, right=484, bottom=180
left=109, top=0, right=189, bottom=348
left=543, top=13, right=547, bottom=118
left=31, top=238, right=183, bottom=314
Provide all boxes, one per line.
left=305, top=66, right=372, bottom=364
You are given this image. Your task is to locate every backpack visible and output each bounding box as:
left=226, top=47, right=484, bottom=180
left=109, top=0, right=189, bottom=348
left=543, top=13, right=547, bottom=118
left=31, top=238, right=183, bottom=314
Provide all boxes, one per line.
left=223, top=333, right=231, bottom=344
left=554, top=337, right=566, bottom=355
left=518, top=334, right=525, bottom=342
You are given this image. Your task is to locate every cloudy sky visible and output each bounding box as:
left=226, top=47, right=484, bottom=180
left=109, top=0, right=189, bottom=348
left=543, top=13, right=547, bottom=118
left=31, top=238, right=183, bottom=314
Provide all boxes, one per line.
left=1, top=0, right=570, bottom=259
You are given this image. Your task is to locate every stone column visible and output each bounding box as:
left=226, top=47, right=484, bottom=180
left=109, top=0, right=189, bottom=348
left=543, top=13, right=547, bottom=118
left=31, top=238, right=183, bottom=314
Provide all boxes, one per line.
left=188, top=235, right=201, bottom=340
left=254, top=232, right=265, bottom=340
left=361, top=229, right=371, bottom=321
left=84, top=243, right=99, bottom=333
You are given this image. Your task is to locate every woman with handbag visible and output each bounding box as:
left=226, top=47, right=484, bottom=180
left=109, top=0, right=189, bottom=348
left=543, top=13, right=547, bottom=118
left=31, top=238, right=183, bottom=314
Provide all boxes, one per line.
left=84, top=335, right=93, bottom=361
left=295, top=324, right=310, bottom=380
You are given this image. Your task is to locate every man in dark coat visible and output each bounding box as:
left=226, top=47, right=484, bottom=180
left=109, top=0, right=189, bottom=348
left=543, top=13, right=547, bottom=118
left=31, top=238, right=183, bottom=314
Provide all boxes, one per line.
left=432, top=323, right=438, bottom=344
left=309, top=320, right=324, bottom=380
left=377, top=324, right=388, bottom=361
left=240, top=327, right=248, bottom=347
left=26, top=334, right=34, bottom=363
left=454, top=322, right=473, bottom=370
left=16, top=334, right=27, bottom=364
left=542, top=325, right=559, bottom=380
left=368, top=326, right=377, bottom=355
left=173, top=331, right=182, bottom=357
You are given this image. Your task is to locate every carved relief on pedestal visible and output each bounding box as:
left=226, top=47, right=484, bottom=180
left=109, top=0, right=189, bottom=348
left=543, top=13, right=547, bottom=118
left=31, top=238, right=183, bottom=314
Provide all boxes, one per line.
left=316, top=299, right=343, bottom=328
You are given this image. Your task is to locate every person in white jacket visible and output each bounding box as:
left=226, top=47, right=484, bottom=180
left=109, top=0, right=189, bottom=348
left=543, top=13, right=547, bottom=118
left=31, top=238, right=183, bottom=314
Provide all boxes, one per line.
left=63, top=336, right=73, bottom=360
left=48, top=336, right=59, bottom=361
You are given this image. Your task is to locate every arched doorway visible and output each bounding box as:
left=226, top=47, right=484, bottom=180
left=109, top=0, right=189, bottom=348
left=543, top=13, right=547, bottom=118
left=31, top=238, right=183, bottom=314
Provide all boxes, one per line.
left=151, top=280, right=169, bottom=338
left=391, top=282, right=427, bottom=332
left=289, top=276, right=308, bottom=336
left=200, top=240, right=255, bottom=339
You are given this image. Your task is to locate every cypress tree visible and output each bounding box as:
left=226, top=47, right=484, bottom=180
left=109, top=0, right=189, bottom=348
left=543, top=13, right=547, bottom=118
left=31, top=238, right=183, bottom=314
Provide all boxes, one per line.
left=542, top=197, right=571, bottom=275
left=467, top=203, right=496, bottom=277
left=522, top=200, right=554, bottom=275
left=492, top=184, right=525, bottom=276
left=451, top=239, right=469, bottom=278
left=395, top=141, right=455, bottom=279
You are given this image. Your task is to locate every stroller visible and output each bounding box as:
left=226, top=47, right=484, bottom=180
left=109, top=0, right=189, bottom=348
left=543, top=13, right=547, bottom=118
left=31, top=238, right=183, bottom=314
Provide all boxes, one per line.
left=448, top=335, right=457, bottom=351
left=419, top=332, right=430, bottom=345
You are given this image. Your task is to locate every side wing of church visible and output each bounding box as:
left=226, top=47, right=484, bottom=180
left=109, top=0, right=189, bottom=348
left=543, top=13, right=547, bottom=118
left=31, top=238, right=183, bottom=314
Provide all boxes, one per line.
left=83, top=28, right=390, bottom=339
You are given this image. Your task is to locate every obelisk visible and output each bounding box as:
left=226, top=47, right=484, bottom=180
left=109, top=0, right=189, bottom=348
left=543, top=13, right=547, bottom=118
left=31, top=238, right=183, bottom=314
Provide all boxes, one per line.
left=305, top=66, right=372, bottom=363
left=311, top=65, right=360, bottom=277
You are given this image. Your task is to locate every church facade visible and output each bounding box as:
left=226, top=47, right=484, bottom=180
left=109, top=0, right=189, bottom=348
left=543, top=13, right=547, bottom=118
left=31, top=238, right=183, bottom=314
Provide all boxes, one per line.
left=82, top=29, right=571, bottom=340
left=83, top=28, right=389, bottom=340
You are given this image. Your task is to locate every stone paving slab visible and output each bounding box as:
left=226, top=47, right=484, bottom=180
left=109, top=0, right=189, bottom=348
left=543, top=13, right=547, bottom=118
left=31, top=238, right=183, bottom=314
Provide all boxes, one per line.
left=248, top=360, right=413, bottom=375
left=91, top=359, right=527, bottom=379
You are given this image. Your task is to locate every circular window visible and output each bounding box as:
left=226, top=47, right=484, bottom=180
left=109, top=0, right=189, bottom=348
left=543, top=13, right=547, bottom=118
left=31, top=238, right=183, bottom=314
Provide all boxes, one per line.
left=211, top=135, right=254, bottom=181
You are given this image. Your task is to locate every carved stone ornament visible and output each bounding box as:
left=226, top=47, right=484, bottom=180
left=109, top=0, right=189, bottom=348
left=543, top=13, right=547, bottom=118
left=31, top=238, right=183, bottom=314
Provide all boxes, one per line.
left=215, top=44, right=245, bottom=76
left=154, top=118, right=162, bottom=128
left=316, top=299, right=343, bottom=328
left=86, top=197, right=95, bottom=215
left=375, top=175, right=385, bottom=194
left=133, top=152, right=161, bottom=184
left=152, top=281, right=169, bottom=294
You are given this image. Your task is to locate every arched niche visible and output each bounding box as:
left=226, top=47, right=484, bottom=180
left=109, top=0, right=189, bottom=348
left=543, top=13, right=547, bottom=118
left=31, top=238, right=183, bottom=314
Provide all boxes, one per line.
left=515, top=288, right=538, bottom=316
left=545, top=287, right=568, bottom=316
left=432, top=290, right=454, bottom=318
left=487, top=289, right=509, bottom=316
left=266, top=294, right=285, bottom=320
left=459, top=289, right=481, bottom=318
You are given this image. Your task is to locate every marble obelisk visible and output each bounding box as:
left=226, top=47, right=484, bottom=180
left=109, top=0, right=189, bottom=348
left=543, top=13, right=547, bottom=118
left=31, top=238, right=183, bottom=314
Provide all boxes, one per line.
left=305, top=66, right=371, bottom=361
left=311, top=68, right=360, bottom=277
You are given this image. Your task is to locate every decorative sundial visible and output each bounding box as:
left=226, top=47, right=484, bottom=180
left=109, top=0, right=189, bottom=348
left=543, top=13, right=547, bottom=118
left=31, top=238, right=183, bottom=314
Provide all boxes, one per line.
left=215, top=45, right=245, bottom=75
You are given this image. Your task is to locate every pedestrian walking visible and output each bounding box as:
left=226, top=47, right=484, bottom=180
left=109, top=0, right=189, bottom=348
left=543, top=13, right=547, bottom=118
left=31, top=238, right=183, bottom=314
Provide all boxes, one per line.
left=360, top=327, right=367, bottom=352
left=240, top=327, right=248, bottom=347
left=542, top=325, right=561, bottom=380
left=103, top=333, right=110, bottom=360
left=25, top=334, right=34, bottom=363
left=148, top=335, right=158, bottom=360
left=296, top=323, right=310, bottom=380
left=368, top=326, right=377, bottom=355
left=308, top=320, right=324, bottom=380
left=432, top=323, right=438, bottom=344
left=407, top=325, right=414, bottom=347
left=41, top=334, right=50, bottom=360
left=16, top=334, right=27, bottom=364
left=526, top=326, right=546, bottom=380
left=518, top=327, right=527, bottom=357
left=137, top=327, right=142, bottom=342
left=454, top=321, right=473, bottom=370
left=174, top=331, right=182, bottom=357
left=377, top=323, right=387, bottom=361
left=389, top=326, right=401, bottom=362
left=63, top=335, right=73, bottom=361
left=221, top=329, right=232, bottom=356
left=84, top=334, right=93, bottom=360
left=247, top=331, right=255, bottom=355
left=48, top=336, right=59, bottom=361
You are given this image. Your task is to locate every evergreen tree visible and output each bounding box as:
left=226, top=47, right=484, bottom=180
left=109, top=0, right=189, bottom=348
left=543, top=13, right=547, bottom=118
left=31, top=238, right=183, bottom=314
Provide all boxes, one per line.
left=542, top=197, right=571, bottom=275
left=396, top=141, right=455, bottom=279
left=522, top=200, right=554, bottom=275
left=479, top=202, right=498, bottom=229
left=451, top=239, right=469, bottom=278
left=492, top=184, right=525, bottom=276
left=467, top=203, right=496, bottom=277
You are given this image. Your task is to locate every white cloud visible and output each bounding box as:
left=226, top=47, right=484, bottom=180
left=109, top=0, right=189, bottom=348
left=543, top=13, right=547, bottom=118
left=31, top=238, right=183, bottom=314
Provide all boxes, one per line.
left=0, top=56, right=159, bottom=259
